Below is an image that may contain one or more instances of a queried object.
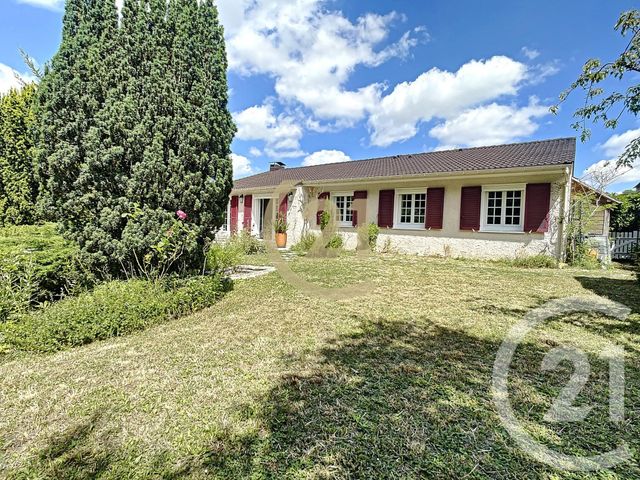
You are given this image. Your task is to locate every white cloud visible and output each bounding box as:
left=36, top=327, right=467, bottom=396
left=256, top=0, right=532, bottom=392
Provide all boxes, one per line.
left=218, top=0, right=422, bottom=122
left=302, top=150, right=351, bottom=167
left=233, top=103, right=306, bottom=158
left=583, top=129, right=640, bottom=189
left=249, top=147, right=262, bottom=157
left=599, top=128, right=640, bottom=158
left=521, top=47, right=540, bottom=60
left=0, top=63, right=32, bottom=94
left=230, top=153, right=257, bottom=179
left=368, top=56, right=528, bottom=146
left=302, top=149, right=351, bottom=166
left=428, top=98, right=550, bottom=147
left=16, top=0, right=63, bottom=9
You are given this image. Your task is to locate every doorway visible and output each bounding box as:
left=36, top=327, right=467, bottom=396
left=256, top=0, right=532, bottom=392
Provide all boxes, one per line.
left=257, top=198, right=271, bottom=238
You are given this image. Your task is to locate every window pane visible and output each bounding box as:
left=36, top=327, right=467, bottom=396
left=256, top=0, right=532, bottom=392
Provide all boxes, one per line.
left=335, top=196, right=345, bottom=222
left=504, top=190, right=522, bottom=225
left=413, top=193, right=426, bottom=224
left=345, top=196, right=353, bottom=222
left=400, top=194, right=412, bottom=223
left=486, top=191, right=502, bottom=225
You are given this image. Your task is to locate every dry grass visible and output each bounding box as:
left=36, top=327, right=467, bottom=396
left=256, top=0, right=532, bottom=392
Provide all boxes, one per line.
left=0, top=253, right=639, bottom=478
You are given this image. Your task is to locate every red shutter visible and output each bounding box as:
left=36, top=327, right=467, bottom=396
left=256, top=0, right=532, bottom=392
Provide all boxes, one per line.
left=524, top=183, right=551, bottom=233
left=230, top=196, right=239, bottom=233
left=317, top=192, right=329, bottom=225
left=378, top=190, right=394, bottom=228
left=243, top=195, right=252, bottom=231
left=279, top=193, right=289, bottom=216
left=460, top=186, right=481, bottom=231
left=352, top=190, right=367, bottom=227
left=426, top=187, right=445, bottom=229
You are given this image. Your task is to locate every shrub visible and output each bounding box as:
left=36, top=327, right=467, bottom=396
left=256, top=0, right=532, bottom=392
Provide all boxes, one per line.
left=325, top=233, right=343, bottom=249
left=275, top=213, right=287, bottom=234
left=0, top=224, right=88, bottom=302
left=207, top=242, right=243, bottom=273
left=366, top=223, right=379, bottom=251
left=504, top=254, right=558, bottom=269
left=0, top=261, right=38, bottom=322
left=320, top=211, right=330, bottom=231
left=0, top=275, right=226, bottom=353
left=291, top=232, right=319, bottom=253
left=228, top=230, right=266, bottom=255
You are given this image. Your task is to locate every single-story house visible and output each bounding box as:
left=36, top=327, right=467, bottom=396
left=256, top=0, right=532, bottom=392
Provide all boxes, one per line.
left=227, top=137, right=585, bottom=260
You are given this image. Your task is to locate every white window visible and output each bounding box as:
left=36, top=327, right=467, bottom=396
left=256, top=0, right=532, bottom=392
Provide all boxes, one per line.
left=481, top=185, right=525, bottom=232
left=394, top=189, right=426, bottom=229
left=331, top=192, right=354, bottom=226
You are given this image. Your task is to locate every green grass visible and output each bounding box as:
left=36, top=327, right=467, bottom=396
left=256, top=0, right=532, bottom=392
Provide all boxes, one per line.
left=0, top=254, right=639, bottom=478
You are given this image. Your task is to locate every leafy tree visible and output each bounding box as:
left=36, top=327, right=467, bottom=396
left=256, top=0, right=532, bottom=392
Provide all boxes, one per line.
left=0, top=84, right=39, bottom=225
left=610, top=190, right=640, bottom=231
left=39, top=0, right=235, bottom=276
left=553, top=10, right=639, bottom=168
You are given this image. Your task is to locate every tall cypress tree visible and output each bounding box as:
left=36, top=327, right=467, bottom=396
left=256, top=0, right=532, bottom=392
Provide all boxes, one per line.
left=39, top=0, right=235, bottom=275
left=0, top=84, right=38, bottom=225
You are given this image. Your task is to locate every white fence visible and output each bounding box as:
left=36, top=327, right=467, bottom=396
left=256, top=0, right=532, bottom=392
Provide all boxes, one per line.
left=610, top=231, right=639, bottom=260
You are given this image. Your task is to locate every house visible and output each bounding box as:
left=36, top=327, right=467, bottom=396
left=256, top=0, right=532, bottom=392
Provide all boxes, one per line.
left=635, top=182, right=640, bottom=192
left=228, top=137, right=579, bottom=260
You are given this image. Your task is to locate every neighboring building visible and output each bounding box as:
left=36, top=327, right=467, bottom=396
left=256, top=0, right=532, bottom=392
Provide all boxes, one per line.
left=635, top=182, right=640, bottom=192
left=228, top=138, right=578, bottom=260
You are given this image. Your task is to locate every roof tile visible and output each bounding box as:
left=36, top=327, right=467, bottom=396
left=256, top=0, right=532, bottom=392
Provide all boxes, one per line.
left=234, top=137, right=575, bottom=190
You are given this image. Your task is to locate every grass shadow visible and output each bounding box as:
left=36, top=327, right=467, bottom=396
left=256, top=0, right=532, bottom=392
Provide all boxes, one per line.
left=182, top=318, right=640, bottom=478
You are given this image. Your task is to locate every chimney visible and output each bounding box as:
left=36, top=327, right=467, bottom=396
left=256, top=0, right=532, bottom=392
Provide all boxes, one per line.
left=270, top=161, right=286, bottom=171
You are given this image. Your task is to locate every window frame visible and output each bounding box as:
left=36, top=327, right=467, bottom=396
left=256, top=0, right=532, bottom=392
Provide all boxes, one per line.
left=330, top=191, right=355, bottom=227
left=393, top=188, right=427, bottom=230
left=480, top=184, right=526, bottom=233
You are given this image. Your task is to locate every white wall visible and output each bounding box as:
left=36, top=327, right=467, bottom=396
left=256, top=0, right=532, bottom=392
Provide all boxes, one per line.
left=297, top=171, right=568, bottom=260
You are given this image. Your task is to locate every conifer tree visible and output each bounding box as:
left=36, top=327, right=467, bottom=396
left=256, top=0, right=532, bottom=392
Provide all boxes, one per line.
left=0, top=84, right=38, bottom=225
left=39, top=0, right=235, bottom=275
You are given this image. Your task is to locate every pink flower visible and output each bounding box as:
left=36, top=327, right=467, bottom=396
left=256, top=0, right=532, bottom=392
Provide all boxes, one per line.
left=176, top=210, right=187, bottom=220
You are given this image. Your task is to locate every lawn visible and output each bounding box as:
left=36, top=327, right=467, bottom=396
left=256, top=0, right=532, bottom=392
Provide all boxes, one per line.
left=0, top=253, right=639, bottom=478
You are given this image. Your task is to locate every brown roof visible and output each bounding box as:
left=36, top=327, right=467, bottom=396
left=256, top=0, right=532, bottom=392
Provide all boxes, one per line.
left=233, top=137, right=575, bottom=190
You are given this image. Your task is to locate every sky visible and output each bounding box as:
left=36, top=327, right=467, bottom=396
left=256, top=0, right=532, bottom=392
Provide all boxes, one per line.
left=1, top=0, right=639, bottom=191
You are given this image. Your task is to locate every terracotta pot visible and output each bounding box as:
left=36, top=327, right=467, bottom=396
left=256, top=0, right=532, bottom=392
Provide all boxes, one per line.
left=275, top=232, right=287, bottom=248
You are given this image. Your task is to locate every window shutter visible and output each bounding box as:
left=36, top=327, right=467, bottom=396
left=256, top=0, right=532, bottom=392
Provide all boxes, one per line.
left=378, top=190, right=394, bottom=228
left=230, top=196, right=239, bottom=234
left=426, top=187, right=445, bottom=229
left=317, top=192, right=329, bottom=225
left=524, top=183, right=551, bottom=233
left=279, top=193, right=289, bottom=216
left=352, top=190, right=367, bottom=227
left=459, top=186, right=481, bottom=230
left=243, top=195, right=252, bottom=231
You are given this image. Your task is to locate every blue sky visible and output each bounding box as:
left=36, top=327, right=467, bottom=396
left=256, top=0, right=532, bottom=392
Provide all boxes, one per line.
left=1, top=0, right=639, bottom=191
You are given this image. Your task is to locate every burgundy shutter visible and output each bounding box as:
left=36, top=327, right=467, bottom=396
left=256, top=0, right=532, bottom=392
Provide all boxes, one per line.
left=279, top=193, right=289, bottom=216
left=243, top=195, right=252, bottom=231
left=426, top=187, right=445, bottom=229
left=352, top=190, right=367, bottom=227
left=524, top=183, right=551, bottom=233
left=378, top=190, right=394, bottom=228
left=230, top=196, right=239, bottom=233
left=316, top=192, right=329, bottom=225
left=460, top=186, right=481, bottom=231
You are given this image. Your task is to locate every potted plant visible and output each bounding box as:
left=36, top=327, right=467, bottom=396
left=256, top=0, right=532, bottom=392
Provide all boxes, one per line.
left=275, top=212, right=288, bottom=248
